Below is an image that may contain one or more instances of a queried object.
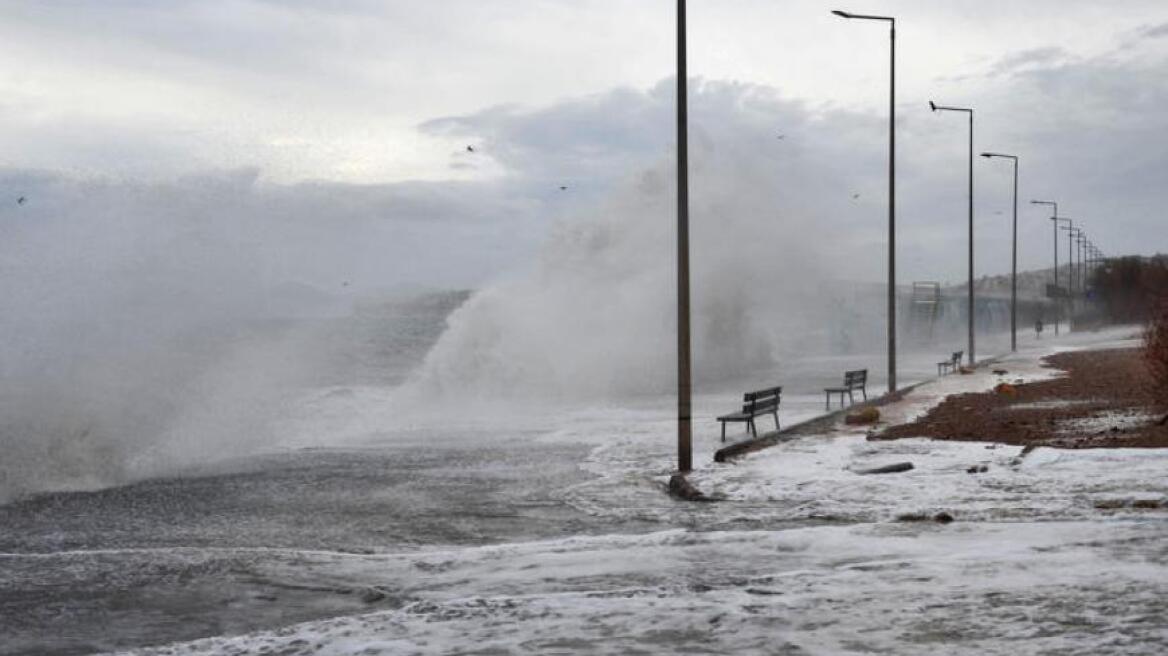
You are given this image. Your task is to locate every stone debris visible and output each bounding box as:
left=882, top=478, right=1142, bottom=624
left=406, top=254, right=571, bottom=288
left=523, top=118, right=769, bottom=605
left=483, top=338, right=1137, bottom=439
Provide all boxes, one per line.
left=1094, top=498, right=1165, bottom=510
left=844, top=406, right=881, bottom=425
left=895, top=511, right=955, bottom=523
left=855, top=461, right=914, bottom=475
left=993, top=382, right=1017, bottom=396
left=668, top=474, right=710, bottom=502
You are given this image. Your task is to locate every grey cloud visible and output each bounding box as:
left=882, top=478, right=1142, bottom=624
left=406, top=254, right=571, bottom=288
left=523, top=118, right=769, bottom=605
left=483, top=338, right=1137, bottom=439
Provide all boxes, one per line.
left=5, top=41, right=1166, bottom=293
left=1138, top=22, right=1168, bottom=39
left=986, top=47, right=1068, bottom=77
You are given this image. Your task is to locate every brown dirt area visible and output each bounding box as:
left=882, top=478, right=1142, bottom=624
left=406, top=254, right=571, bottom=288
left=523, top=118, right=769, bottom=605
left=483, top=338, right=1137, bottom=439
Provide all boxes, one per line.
left=876, top=347, right=1168, bottom=448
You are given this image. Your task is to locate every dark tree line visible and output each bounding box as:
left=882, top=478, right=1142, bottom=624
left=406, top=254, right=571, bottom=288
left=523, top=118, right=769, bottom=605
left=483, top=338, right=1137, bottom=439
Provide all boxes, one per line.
left=1092, top=255, right=1168, bottom=405
left=1090, top=254, right=1168, bottom=323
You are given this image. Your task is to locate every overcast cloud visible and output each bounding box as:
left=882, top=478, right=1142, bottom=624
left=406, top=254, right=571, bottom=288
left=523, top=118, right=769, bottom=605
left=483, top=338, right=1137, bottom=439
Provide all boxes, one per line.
left=0, top=0, right=1166, bottom=288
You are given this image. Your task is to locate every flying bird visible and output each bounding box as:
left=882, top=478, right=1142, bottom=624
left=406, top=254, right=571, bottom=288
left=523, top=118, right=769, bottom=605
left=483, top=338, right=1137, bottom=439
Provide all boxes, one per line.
left=466, top=145, right=475, bottom=153
left=852, top=193, right=861, bottom=200
left=16, top=196, right=25, bottom=205
left=776, top=134, right=785, bottom=140
left=559, top=185, right=568, bottom=191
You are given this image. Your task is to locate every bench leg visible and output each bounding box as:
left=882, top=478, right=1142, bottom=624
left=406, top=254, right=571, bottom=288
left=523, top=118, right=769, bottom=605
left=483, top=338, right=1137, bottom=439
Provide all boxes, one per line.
left=862, top=388, right=867, bottom=401
left=721, top=421, right=726, bottom=443
left=773, top=411, right=780, bottom=432
left=749, top=419, right=757, bottom=438
left=825, top=392, right=830, bottom=411
left=848, top=390, right=854, bottom=406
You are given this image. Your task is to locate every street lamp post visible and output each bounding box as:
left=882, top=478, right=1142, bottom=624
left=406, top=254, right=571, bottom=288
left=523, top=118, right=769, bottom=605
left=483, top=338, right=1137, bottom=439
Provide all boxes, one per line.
left=1054, top=217, right=1072, bottom=322
left=1065, top=224, right=1079, bottom=296
left=1086, top=245, right=1093, bottom=284
left=676, top=0, right=691, bottom=473
left=1060, top=224, right=1080, bottom=327
left=1059, top=220, right=1076, bottom=296
left=1084, top=239, right=1091, bottom=291
left=982, top=152, right=1018, bottom=351
left=930, top=100, right=975, bottom=365
left=1030, top=199, right=1059, bottom=335
left=1077, top=234, right=1088, bottom=294
left=833, top=9, right=897, bottom=394
left=1075, top=235, right=1082, bottom=293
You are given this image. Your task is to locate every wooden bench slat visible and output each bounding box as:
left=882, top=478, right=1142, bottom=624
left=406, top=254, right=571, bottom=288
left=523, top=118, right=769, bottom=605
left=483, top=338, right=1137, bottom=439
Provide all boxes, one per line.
left=717, top=385, right=782, bottom=442
left=824, top=369, right=867, bottom=410
left=937, top=351, right=964, bottom=375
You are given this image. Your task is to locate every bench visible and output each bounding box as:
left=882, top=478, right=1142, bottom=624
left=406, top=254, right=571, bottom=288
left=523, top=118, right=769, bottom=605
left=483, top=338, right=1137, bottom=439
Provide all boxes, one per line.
left=937, top=350, right=963, bottom=376
left=824, top=369, right=867, bottom=410
left=717, top=386, right=781, bottom=442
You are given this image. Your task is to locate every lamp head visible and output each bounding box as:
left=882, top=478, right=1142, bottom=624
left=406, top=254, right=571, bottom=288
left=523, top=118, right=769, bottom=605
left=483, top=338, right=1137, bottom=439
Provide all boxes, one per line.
left=928, top=100, right=937, bottom=112
left=831, top=10, right=853, bottom=18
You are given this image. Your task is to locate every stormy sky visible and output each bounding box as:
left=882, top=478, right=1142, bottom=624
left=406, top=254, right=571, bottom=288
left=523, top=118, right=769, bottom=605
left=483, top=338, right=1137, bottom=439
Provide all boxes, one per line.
left=1, top=0, right=1167, bottom=290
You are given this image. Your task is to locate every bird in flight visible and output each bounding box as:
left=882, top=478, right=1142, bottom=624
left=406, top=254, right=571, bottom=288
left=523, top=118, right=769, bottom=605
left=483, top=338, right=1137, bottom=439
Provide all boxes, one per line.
left=466, top=145, right=475, bottom=153
left=559, top=185, right=568, bottom=191
left=776, top=134, right=785, bottom=140
left=852, top=193, right=861, bottom=200
left=17, top=196, right=26, bottom=205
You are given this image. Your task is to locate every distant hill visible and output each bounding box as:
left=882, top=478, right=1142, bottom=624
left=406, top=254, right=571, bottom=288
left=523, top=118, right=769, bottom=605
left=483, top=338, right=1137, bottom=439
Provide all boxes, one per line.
left=939, top=265, right=1081, bottom=300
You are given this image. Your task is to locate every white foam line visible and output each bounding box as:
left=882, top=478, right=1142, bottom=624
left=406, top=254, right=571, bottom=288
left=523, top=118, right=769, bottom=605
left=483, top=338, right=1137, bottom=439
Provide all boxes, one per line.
left=0, top=546, right=400, bottom=560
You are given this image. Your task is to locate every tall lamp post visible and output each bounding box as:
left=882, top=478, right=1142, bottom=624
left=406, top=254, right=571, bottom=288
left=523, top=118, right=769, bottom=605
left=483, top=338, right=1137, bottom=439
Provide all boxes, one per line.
left=1054, top=217, right=1072, bottom=323
left=1060, top=224, right=1080, bottom=327
left=676, top=0, right=691, bottom=472
left=930, top=100, right=975, bottom=365
left=1077, top=234, right=1088, bottom=294
left=1030, top=199, right=1060, bottom=335
left=833, top=9, right=897, bottom=394
left=1075, top=235, right=1083, bottom=293
left=1060, top=224, right=1080, bottom=296
left=981, top=152, right=1018, bottom=351
left=1079, top=234, right=1088, bottom=288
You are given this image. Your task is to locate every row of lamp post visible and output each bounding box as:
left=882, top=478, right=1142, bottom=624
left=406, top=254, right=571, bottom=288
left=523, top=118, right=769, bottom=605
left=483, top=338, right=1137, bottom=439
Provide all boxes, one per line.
left=1027, top=202, right=1103, bottom=330
left=835, top=12, right=1104, bottom=375
left=674, top=3, right=1103, bottom=472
